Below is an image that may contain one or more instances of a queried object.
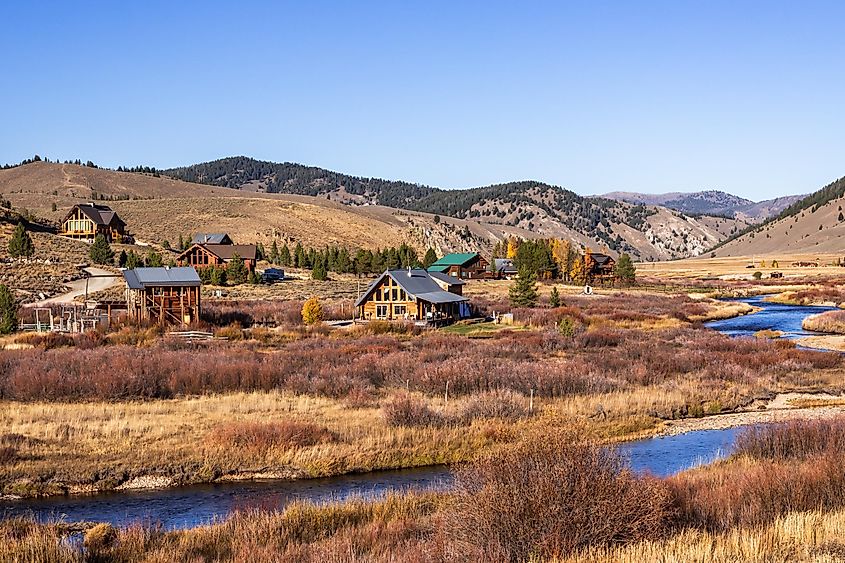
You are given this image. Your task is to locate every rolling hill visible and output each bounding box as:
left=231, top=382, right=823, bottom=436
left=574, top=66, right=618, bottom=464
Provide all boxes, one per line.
left=162, top=157, right=752, bottom=260
left=711, top=175, right=845, bottom=257
left=603, top=190, right=803, bottom=223
left=0, top=160, right=752, bottom=261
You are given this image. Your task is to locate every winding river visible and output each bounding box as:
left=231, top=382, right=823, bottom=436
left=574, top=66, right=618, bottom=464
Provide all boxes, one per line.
left=0, top=296, right=833, bottom=530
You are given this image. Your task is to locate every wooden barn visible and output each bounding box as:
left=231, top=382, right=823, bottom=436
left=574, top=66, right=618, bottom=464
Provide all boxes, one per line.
left=428, top=252, right=489, bottom=279
left=585, top=251, right=616, bottom=282
left=60, top=203, right=126, bottom=242
left=177, top=243, right=257, bottom=273
left=123, top=267, right=202, bottom=325
left=355, top=268, right=470, bottom=323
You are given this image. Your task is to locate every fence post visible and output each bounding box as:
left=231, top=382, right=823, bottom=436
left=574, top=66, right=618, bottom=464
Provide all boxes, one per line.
left=529, top=388, right=534, bottom=413
left=445, top=381, right=449, bottom=406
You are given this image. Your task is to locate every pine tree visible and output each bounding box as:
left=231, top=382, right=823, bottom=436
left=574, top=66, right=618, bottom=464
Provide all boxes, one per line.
left=209, top=266, right=226, bottom=286
left=269, top=240, right=280, bottom=264
left=227, top=254, right=248, bottom=285
left=145, top=251, right=164, bottom=267
left=614, top=253, right=636, bottom=286
left=118, top=250, right=128, bottom=268
left=312, top=257, right=328, bottom=281
left=294, top=242, right=305, bottom=268
left=549, top=286, right=561, bottom=307
left=7, top=222, right=34, bottom=259
left=280, top=244, right=292, bottom=267
left=509, top=268, right=538, bottom=307
left=0, top=284, right=17, bottom=334
left=125, top=250, right=141, bottom=269
left=178, top=234, right=186, bottom=251
left=422, top=248, right=438, bottom=268
left=89, top=234, right=114, bottom=265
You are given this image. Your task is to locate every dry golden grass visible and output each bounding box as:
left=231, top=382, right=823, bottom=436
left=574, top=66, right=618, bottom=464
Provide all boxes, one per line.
left=562, top=509, right=845, bottom=563
left=0, top=391, right=527, bottom=496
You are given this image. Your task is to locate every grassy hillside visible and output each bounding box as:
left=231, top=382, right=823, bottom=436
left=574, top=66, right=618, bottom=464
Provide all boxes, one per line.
left=712, top=175, right=845, bottom=257
left=0, top=160, right=749, bottom=260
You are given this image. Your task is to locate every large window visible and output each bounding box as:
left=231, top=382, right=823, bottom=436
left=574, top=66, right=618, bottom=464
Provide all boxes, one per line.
left=391, top=288, right=398, bottom=301
left=376, top=305, right=388, bottom=318
left=394, top=305, right=406, bottom=317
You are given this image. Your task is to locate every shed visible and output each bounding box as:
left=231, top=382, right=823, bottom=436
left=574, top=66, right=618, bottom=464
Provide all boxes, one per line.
left=123, top=267, right=202, bottom=325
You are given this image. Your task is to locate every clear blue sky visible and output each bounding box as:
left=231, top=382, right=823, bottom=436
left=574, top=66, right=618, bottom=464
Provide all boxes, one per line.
left=2, top=1, right=843, bottom=200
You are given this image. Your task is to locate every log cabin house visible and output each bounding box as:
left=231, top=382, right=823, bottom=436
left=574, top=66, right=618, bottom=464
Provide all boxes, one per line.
left=585, top=251, right=616, bottom=282
left=355, top=268, right=470, bottom=323
left=123, top=267, right=201, bottom=325
left=60, top=203, right=126, bottom=242
left=428, top=252, right=489, bottom=279
left=177, top=243, right=257, bottom=273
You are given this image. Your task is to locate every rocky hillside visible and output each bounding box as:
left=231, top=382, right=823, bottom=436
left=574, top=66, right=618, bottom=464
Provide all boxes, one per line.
left=163, top=157, right=751, bottom=260
left=603, top=190, right=803, bottom=223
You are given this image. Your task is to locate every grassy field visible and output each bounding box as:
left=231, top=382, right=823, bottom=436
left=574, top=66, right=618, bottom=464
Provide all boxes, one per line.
left=1, top=289, right=842, bottom=497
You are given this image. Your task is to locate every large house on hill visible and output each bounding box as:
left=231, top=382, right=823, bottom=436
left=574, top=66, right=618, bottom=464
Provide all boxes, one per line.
left=123, top=266, right=202, bottom=325
left=60, top=203, right=126, bottom=242
left=177, top=235, right=257, bottom=273
left=428, top=252, right=489, bottom=279
left=355, top=268, right=470, bottom=323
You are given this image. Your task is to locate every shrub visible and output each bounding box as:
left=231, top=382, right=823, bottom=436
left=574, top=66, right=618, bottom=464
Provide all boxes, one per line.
left=446, top=430, right=672, bottom=561
left=382, top=394, right=446, bottom=427
left=459, top=390, right=531, bottom=422
left=734, top=416, right=845, bottom=461
left=210, top=421, right=336, bottom=451
left=84, top=522, right=117, bottom=552
left=301, top=297, right=324, bottom=326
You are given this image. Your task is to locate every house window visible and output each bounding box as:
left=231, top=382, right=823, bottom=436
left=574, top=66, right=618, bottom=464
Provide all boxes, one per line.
left=376, top=305, right=389, bottom=318
left=394, top=305, right=406, bottom=317
left=391, top=288, right=398, bottom=301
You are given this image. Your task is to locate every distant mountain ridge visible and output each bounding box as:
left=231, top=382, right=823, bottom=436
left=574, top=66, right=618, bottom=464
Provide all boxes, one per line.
left=163, top=157, right=753, bottom=260
left=602, top=190, right=804, bottom=223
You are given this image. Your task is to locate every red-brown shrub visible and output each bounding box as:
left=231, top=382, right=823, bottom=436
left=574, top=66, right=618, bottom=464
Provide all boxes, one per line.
left=446, top=430, right=673, bottom=561
left=382, top=394, right=446, bottom=427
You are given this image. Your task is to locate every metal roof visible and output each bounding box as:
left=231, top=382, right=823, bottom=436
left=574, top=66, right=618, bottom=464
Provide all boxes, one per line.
left=428, top=270, right=466, bottom=285
left=191, top=233, right=232, bottom=245
left=494, top=258, right=517, bottom=272
left=123, top=267, right=202, bottom=289
left=354, top=269, right=468, bottom=307
left=429, top=252, right=481, bottom=267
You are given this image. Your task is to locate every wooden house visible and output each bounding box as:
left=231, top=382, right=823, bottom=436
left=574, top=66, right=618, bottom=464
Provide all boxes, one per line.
left=585, top=251, right=616, bottom=282
left=191, top=233, right=233, bottom=245
left=177, top=243, right=257, bottom=273
left=493, top=258, right=518, bottom=278
left=428, top=252, right=489, bottom=279
left=355, top=268, right=470, bottom=323
left=60, top=203, right=126, bottom=242
left=123, top=267, right=201, bottom=325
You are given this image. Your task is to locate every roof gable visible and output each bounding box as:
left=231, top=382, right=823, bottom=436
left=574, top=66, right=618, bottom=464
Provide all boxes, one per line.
left=430, top=252, right=481, bottom=267
left=354, top=269, right=468, bottom=307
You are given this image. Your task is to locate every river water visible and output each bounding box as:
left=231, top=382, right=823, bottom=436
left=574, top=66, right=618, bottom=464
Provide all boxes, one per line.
left=0, top=296, right=830, bottom=530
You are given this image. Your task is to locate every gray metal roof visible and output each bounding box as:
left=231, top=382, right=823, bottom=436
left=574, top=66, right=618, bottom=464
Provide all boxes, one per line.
left=494, top=258, right=517, bottom=272
left=191, top=233, right=232, bottom=245
left=123, top=267, right=202, bottom=289
left=428, top=270, right=466, bottom=285
left=355, top=269, right=468, bottom=307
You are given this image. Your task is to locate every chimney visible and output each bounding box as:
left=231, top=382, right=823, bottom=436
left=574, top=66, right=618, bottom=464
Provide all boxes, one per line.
left=407, top=266, right=413, bottom=277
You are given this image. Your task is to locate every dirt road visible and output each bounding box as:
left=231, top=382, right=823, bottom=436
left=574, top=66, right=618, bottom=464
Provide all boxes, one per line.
left=34, top=267, right=121, bottom=305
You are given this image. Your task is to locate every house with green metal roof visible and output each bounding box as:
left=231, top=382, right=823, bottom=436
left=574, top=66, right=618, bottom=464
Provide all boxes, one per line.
left=427, top=252, right=489, bottom=279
